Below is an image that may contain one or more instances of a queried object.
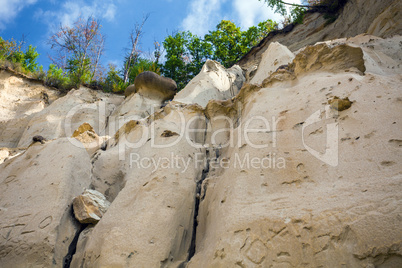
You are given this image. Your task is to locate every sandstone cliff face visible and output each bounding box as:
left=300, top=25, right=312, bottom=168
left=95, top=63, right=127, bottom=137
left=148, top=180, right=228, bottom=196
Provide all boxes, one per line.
left=0, top=70, right=61, bottom=148
left=0, top=138, right=92, bottom=267
left=238, top=0, right=402, bottom=71
left=187, top=35, right=402, bottom=267
left=0, top=2, right=401, bottom=267
left=1, top=33, right=400, bottom=268
left=174, top=60, right=245, bottom=108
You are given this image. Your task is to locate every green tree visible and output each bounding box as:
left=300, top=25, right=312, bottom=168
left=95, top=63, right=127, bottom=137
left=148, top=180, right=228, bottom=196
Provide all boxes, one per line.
left=241, top=19, right=277, bottom=51
left=0, top=37, right=39, bottom=73
left=102, top=64, right=125, bottom=93
left=186, top=32, right=212, bottom=75
left=23, top=45, right=39, bottom=72
left=161, top=19, right=277, bottom=90
left=205, top=20, right=243, bottom=68
left=48, top=16, right=105, bottom=86
left=42, top=64, right=73, bottom=91
left=205, top=19, right=277, bottom=67
left=161, top=31, right=189, bottom=89
left=66, top=57, right=92, bottom=86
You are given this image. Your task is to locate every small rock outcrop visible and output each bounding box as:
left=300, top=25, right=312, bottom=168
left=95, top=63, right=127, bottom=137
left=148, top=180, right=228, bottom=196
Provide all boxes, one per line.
left=111, top=72, right=177, bottom=128
left=250, top=42, right=295, bottom=84
left=329, top=96, right=353, bottom=111
left=71, top=122, right=109, bottom=155
left=72, top=189, right=110, bottom=224
left=124, top=71, right=177, bottom=99
left=173, top=60, right=245, bottom=107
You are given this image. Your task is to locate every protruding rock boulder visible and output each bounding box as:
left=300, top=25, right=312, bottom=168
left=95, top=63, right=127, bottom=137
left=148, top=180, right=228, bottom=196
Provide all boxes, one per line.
left=250, top=42, right=295, bottom=84
left=73, top=189, right=110, bottom=224
left=124, top=84, right=136, bottom=97
left=124, top=71, right=177, bottom=100
left=173, top=60, right=245, bottom=108
left=71, top=122, right=109, bottom=155
left=111, top=72, right=177, bottom=127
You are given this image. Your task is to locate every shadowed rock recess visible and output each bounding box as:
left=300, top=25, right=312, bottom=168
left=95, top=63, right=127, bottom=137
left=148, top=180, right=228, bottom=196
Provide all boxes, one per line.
left=0, top=1, right=401, bottom=267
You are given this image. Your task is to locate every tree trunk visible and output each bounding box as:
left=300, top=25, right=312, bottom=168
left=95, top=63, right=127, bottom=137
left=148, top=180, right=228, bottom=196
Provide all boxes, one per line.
left=123, top=14, right=149, bottom=84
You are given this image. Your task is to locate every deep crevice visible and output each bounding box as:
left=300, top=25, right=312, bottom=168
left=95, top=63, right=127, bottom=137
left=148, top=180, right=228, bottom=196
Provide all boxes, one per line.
left=188, top=148, right=210, bottom=261
left=63, top=207, right=88, bottom=268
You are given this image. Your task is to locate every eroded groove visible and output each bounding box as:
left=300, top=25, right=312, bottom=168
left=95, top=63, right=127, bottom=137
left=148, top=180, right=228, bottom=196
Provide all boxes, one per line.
left=62, top=207, right=88, bottom=268
left=188, top=148, right=210, bottom=260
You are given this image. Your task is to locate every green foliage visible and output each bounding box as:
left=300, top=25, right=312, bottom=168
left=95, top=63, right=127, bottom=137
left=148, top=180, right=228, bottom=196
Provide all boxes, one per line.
left=48, top=16, right=104, bottom=86
left=66, top=57, right=92, bottom=86
left=241, top=20, right=278, bottom=52
left=205, top=20, right=243, bottom=67
left=0, top=37, right=22, bottom=60
left=22, top=45, right=39, bottom=72
left=0, top=37, right=39, bottom=73
left=102, top=64, right=126, bottom=93
left=186, top=33, right=212, bottom=76
left=162, top=31, right=190, bottom=89
left=260, top=0, right=288, bottom=16
left=44, top=64, right=75, bottom=91
left=290, top=6, right=307, bottom=25
left=161, top=19, right=276, bottom=90
left=127, top=57, right=160, bottom=84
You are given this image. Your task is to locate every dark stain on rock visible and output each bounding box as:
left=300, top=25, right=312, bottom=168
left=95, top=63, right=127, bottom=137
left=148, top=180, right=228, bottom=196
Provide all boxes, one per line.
left=161, top=130, right=179, bottom=137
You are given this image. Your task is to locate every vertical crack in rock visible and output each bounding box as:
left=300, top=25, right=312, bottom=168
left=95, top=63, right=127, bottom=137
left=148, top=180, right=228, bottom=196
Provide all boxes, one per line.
left=62, top=208, right=88, bottom=268
left=188, top=149, right=210, bottom=260
left=187, top=116, right=211, bottom=261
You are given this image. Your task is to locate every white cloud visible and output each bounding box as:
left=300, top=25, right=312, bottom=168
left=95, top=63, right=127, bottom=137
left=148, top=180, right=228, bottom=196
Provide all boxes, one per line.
left=0, top=0, right=38, bottom=30
left=181, top=0, right=303, bottom=36
left=35, top=0, right=116, bottom=32
left=233, top=0, right=302, bottom=29
left=181, top=0, right=227, bottom=36
left=232, top=0, right=279, bottom=29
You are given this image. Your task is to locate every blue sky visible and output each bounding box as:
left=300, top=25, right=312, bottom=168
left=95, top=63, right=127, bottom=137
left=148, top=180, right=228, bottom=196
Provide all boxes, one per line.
left=0, top=0, right=300, bottom=70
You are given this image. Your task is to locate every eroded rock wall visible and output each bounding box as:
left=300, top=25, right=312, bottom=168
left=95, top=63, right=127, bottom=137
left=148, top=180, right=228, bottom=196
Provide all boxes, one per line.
left=238, top=0, right=402, bottom=72
left=0, top=30, right=401, bottom=268
left=188, top=35, right=402, bottom=267
left=0, top=138, right=92, bottom=267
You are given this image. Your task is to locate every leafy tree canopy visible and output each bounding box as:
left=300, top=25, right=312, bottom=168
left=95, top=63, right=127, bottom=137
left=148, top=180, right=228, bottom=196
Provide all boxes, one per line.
left=48, top=16, right=105, bottom=86
left=161, top=19, right=277, bottom=90
left=0, top=37, right=39, bottom=73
